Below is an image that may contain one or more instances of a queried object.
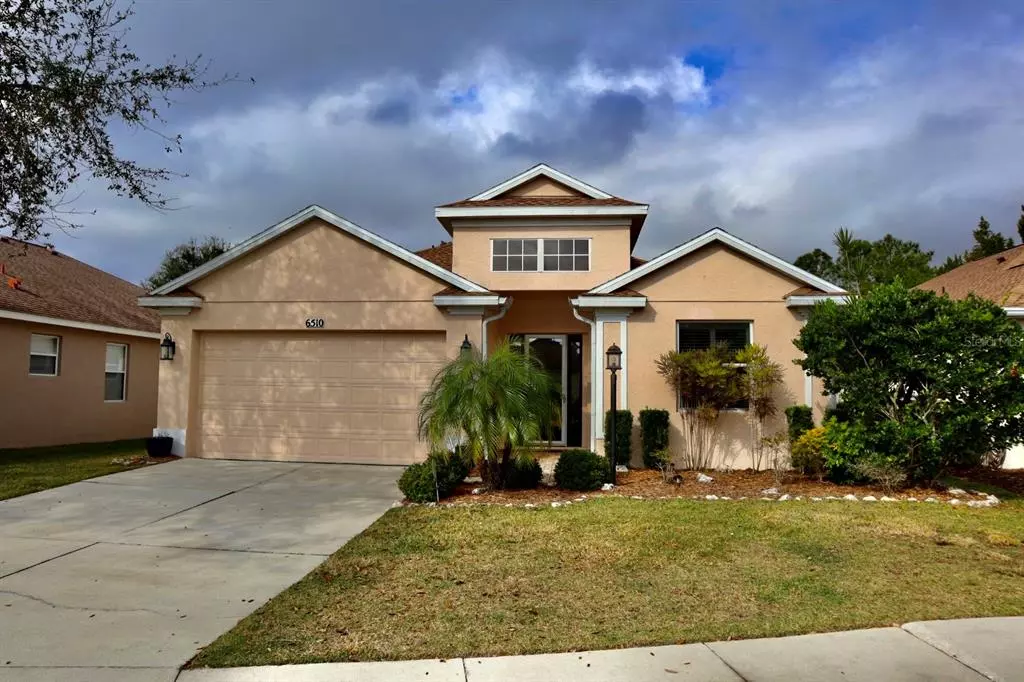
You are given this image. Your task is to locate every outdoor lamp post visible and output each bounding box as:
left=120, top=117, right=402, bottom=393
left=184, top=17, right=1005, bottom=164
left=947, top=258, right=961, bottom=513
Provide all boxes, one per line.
left=606, top=343, right=622, bottom=485
left=159, top=333, right=176, bottom=361
left=460, top=334, right=473, bottom=356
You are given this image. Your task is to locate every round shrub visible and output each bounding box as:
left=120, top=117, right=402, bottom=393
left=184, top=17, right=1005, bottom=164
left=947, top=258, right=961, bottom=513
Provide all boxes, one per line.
left=554, top=449, right=608, bottom=491
left=504, top=457, right=543, bottom=490
left=791, top=426, right=826, bottom=479
left=398, top=452, right=469, bottom=503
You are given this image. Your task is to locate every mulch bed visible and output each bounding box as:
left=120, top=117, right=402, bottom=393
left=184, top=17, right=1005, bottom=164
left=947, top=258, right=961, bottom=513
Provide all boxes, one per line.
left=436, top=468, right=1005, bottom=506
left=955, top=467, right=1024, bottom=497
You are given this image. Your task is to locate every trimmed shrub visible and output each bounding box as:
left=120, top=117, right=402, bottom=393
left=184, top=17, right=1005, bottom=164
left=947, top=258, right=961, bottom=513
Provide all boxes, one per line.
left=784, top=405, right=814, bottom=443
left=603, top=410, right=633, bottom=465
left=639, top=408, right=670, bottom=468
left=791, top=427, right=826, bottom=480
left=505, top=457, right=543, bottom=490
left=554, top=449, right=608, bottom=491
left=398, top=452, right=469, bottom=503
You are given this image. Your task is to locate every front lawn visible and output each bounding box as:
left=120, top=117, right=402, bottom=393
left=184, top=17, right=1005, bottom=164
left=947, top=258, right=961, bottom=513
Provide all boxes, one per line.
left=0, top=439, right=166, bottom=500
left=193, top=490, right=1024, bottom=667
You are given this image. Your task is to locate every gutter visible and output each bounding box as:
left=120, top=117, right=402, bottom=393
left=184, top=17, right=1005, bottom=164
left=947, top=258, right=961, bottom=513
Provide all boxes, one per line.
left=481, top=296, right=512, bottom=359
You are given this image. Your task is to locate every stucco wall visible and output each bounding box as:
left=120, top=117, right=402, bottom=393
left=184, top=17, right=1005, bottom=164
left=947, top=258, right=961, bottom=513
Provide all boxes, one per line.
left=155, top=218, right=481, bottom=456
left=0, top=319, right=158, bottom=449
left=618, top=244, right=825, bottom=470
left=451, top=220, right=632, bottom=291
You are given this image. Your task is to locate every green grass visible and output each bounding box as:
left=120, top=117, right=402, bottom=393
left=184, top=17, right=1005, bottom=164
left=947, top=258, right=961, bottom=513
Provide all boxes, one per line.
left=0, top=439, right=159, bottom=500
left=193, top=491, right=1024, bottom=667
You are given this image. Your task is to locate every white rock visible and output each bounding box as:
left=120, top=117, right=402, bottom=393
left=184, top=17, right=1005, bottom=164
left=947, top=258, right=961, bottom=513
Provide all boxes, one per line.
left=574, top=497, right=586, bottom=502
left=739, top=496, right=747, bottom=500
left=471, top=488, right=484, bottom=495
left=465, top=475, right=483, bottom=484
left=760, top=496, right=773, bottom=500
left=947, top=487, right=967, bottom=496
left=616, top=465, right=629, bottom=473
left=880, top=496, right=897, bottom=502
left=924, top=497, right=938, bottom=503
left=391, top=500, right=403, bottom=508
left=705, top=494, right=719, bottom=501
left=524, top=503, right=536, bottom=508
left=843, top=494, right=859, bottom=501
left=761, top=487, right=780, bottom=496
left=551, top=501, right=562, bottom=508
left=811, top=497, right=823, bottom=502
left=795, top=496, right=804, bottom=501
left=601, top=483, right=615, bottom=491
left=906, top=497, right=918, bottom=502
left=948, top=499, right=961, bottom=506
left=778, top=494, right=791, bottom=501
left=697, top=473, right=714, bottom=483
left=862, top=495, right=878, bottom=502
left=631, top=495, right=643, bottom=499
left=504, top=503, right=513, bottom=507
left=720, top=496, right=732, bottom=500
left=826, top=496, right=839, bottom=500
left=966, top=500, right=989, bottom=508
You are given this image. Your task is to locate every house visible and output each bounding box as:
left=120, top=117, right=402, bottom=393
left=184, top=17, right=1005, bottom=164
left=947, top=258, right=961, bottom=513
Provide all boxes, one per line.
left=918, top=244, right=1024, bottom=468
left=0, top=238, right=160, bottom=450
left=139, top=164, right=843, bottom=467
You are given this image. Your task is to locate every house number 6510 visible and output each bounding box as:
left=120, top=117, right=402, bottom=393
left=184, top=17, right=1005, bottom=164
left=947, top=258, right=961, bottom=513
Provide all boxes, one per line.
left=305, top=318, right=325, bottom=328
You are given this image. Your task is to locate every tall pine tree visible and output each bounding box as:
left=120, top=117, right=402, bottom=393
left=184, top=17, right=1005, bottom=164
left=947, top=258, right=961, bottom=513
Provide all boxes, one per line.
left=1017, top=205, right=1024, bottom=244
left=965, top=216, right=1014, bottom=262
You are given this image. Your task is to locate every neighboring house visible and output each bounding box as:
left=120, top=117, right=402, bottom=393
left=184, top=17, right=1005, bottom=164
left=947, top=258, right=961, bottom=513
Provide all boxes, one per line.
left=140, top=164, right=843, bottom=467
left=0, top=238, right=160, bottom=450
left=918, top=245, right=1024, bottom=469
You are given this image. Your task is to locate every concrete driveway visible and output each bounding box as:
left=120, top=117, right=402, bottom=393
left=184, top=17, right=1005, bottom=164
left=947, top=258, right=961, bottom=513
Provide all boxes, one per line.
left=0, top=459, right=401, bottom=681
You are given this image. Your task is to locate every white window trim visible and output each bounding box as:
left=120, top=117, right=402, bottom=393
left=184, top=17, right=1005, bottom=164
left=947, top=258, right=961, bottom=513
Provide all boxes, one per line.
left=104, top=343, right=128, bottom=403
left=675, top=320, right=753, bottom=412
left=490, top=238, right=592, bottom=273
left=29, top=334, right=61, bottom=377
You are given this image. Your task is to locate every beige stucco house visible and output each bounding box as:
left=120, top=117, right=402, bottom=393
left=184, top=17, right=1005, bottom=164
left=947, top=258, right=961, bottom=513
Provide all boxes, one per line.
left=139, top=165, right=844, bottom=467
left=0, top=238, right=160, bottom=450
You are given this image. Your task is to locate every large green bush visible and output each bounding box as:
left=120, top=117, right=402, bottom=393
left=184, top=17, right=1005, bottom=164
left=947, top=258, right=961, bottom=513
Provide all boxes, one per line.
left=796, top=284, right=1024, bottom=483
left=603, top=410, right=633, bottom=465
left=504, top=457, right=543, bottom=490
left=554, top=449, right=607, bottom=491
left=398, top=452, right=470, bottom=503
left=639, top=408, right=670, bottom=468
left=784, top=405, right=814, bottom=444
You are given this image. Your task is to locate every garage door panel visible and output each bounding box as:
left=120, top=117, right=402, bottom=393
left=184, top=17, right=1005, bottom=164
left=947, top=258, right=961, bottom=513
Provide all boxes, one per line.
left=197, top=332, right=443, bottom=464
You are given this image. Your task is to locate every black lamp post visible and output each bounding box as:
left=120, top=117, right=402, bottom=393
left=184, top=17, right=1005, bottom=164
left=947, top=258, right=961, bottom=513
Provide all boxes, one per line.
left=159, top=333, right=176, bottom=361
left=606, top=342, right=622, bottom=485
left=460, top=334, right=473, bottom=356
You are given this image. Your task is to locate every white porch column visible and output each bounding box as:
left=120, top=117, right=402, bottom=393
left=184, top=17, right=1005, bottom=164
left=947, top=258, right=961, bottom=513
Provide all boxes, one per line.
left=594, top=311, right=631, bottom=439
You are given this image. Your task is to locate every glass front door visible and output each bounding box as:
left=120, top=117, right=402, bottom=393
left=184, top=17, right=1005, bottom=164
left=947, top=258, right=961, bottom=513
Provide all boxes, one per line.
left=527, top=335, right=566, bottom=445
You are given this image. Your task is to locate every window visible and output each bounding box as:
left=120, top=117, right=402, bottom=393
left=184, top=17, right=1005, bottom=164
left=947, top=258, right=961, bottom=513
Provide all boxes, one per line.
left=29, top=334, right=60, bottom=376
left=491, top=238, right=590, bottom=272
left=105, top=344, right=128, bottom=402
left=676, top=321, right=751, bottom=410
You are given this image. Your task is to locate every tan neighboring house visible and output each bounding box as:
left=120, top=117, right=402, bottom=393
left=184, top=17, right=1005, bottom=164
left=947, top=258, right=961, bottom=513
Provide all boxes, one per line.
left=0, top=238, right=160, bottom=450
left=140, top=164, right=843, bottom=466
left=918, top=244, right=1024, bottom=468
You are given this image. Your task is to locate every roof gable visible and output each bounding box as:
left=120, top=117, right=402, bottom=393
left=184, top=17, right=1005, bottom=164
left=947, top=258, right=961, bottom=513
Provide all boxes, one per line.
left=148, top=205, right=489, bottom=296
left=469, top=163, right=613, bottom=201
left=0, top=238, right=159, bottom=333
left=587, top=228, right=846, bottom=295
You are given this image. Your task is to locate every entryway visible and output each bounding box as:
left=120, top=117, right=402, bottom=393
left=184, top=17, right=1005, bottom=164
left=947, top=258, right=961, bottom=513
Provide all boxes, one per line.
left=515, top=333, right=584, bottom=447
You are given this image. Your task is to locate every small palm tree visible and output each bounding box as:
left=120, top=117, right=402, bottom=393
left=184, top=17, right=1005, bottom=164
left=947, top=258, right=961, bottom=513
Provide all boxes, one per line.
left=418, top=341, right=561, bottom=489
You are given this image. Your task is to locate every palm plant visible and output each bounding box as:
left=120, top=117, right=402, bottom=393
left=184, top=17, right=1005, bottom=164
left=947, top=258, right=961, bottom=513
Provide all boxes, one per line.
left=418, top=341, right=561, bottom=489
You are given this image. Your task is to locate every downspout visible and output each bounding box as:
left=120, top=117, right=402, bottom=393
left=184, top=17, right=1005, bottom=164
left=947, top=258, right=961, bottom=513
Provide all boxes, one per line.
left=571, top=300, right=597, bottom=449
left=481, top=296, right=512, bottom=359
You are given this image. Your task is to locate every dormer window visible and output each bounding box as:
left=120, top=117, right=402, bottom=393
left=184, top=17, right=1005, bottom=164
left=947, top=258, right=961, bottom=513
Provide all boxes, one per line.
left=492, top=238, right=590, bottom=272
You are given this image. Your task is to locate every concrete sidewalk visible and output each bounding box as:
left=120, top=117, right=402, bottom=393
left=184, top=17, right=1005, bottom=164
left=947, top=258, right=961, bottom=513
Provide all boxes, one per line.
left=178, top=617, right=1023, bottom=681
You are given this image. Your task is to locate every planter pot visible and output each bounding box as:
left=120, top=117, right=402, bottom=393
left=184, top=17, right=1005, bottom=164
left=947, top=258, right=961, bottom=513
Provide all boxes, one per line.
left=145, top=436, right=175, bottom=458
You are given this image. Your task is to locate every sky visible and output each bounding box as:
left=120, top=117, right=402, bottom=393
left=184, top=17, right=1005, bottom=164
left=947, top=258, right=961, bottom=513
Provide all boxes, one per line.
left=38, top=0, right=1024, bottom=284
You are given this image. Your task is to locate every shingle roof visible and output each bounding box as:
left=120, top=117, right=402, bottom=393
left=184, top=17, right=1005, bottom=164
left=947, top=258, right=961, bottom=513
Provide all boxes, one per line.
left=437, top=197, right=646, bottom=208
left=416, top=241, right=453, bottom=270
left=0, top=238, right=159, bottom=333
left=917, top=244, right=1024, bottom=306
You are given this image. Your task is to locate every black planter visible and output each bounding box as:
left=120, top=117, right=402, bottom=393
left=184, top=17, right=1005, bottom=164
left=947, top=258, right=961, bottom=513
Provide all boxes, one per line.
left=145, top=436, right=174, bottom=458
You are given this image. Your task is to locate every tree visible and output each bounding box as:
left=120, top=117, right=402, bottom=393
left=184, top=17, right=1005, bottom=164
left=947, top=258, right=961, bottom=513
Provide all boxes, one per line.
left=795, top=285, right=1024, bottom=483
left=1, top=0, right=232, bottom=241
left=143, top=236, right=230, bottom=291
left=793, top=229, right=935, bottom=293
left=1017, top=205, right=1024, bottom=244
left=965, top=216, right=1014, bottom=262
left=417, top=342, right=561, bottom=489
left=735, top=344, right=785, bottom=471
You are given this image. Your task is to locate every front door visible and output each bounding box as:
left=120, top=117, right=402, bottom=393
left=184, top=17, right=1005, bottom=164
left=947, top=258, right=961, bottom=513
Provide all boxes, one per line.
left=527, top=335, right=567, bottom=445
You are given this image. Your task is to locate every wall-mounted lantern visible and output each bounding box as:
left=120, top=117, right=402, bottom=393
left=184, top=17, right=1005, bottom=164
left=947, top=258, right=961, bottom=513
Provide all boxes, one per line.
left=160, top=333, right=176, bottom=361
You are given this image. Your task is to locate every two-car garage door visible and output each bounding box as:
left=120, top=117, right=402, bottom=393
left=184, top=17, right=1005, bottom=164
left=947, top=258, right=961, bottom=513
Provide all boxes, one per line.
left=196, top=332, right=446, bottom=464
